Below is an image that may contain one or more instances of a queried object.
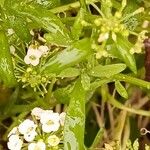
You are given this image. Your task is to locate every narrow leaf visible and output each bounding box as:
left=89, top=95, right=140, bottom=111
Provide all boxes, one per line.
left=115, top=35, right=137, bottom=73
left=89, top=63, right=126, bottom=78
left=57, top=67, right=80, bottom=78
left=115, top=81, right=128, bottom=99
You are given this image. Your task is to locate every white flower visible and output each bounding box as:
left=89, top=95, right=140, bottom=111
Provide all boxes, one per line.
left=7, top=29, right=15, bottom=36
left=10, top=45, right=15, bottom=55
left=24, top=130, right=37, bottom=142
left=38, top=45, right=49, bottom=55
left=98, top=32, right=109, bottom=43
left=40, top=112, right=60, bottom=133
left=60, top=112, right=66, bottom=126
left=18, top=119, right=37, bottom=135
left=28, top=141, right=46, bottom=150
left=24, top=48, right=42, bottom=66
left=8, top=127, right=18, bottom=137
left=47, top=135, right=60, bottom=147
left=31, top=107, right=45, bottom=120
left=7, top=135, right=23, bottom=150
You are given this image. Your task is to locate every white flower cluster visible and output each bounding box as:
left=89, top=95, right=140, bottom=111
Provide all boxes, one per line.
left=7, top=107, right=66, bottom=150
left=24, top=45, right=49, bottom=66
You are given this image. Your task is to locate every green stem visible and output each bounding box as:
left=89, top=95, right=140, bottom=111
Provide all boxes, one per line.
left=114, top=73, right=150, bottom=90
left=88, top=128, right=104, bottom=149
left=50, top=0, right=99, bottom=14
left=79, top=0, right=87, bottom=10
left=108, top=95, right=150, bottom=117
left=44, top=78, right=56, bottom=104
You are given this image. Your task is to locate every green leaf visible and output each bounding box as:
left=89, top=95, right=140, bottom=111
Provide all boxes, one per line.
left=115, top=35, right=137, bottom=73
left=0, top=30, right=17, bottom=87
left=81, top=73, right=90, bottom=90
left=54, top=87, right=70, bottom=104
left=57, top=67, right=80, bottom=78
left=64, top=79, right=86, bottom=150
left=71, top=8, right=85, bottom=40
left=89, top=63, right=126, bottom=78
left=115, top=81, right=128, bottom=99
left=6, top=13, right=31, bottom=42
left=41, top=38, right=92, bottom=74
left=18, top=5, right=72, bottom=46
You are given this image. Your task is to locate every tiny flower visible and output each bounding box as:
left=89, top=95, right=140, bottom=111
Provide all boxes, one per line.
left=111, top=32, right=117, bottom=41
left=18, top=119, right=37, bottom=135
left=10, top=45, right=15, bottom=55
left=24, top=48, right=42, bottom=66
left=7, top=135, right=23, bottom=150
left=98, top=32, right=109, bottom=43
left=40, top=112, right=60, bottom=133
left=28, top=141, right=46, bottom=150
left=31, top=107, right=45, bottom=120
left=8, top=127, right=18, bottom=137
left=47, top=135, right=60, bottom=147
left=60, top=112, right=66, bottom=126
left=24, top=130, right=37, bottom=142
left=38, top=45, right=49, bottom=55
left=7, top=28, right=15, bottom=36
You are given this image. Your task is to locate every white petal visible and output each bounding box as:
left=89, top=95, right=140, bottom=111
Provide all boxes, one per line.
left=60, top=112, right=66, bottom=126
left=18, top=119, right=37, bottom=135
left=31, top=107, right=45, bottom=120
left=30, top=58, right=40, bottom=66
left=98, top=32, right=109, bottom=43
left=27, top=48, right=42, bottom=58
left=8, top=127, right=18, bottom=137
left=42, top=121, right=60, bottom=133
left=24, top=131, right=37, bottom=142
left=28, top=141, right=46, bottom=150
left=38, top=45, right=49, bottom=54
left=24, top=55, right=31, bottom=64
left=7, top=135, right=23, bottom=150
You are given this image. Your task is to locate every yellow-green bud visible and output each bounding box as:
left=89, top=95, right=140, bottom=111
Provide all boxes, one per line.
left=115, top=12, right=122, bottom=19
left=94, top=18, right=102, bottom=26
left=26, top=67, right=33, bottom=73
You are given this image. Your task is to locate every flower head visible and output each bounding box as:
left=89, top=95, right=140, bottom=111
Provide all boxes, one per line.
left=7, top=135, right=23, bottom=150
left=18, top=119, right=37, bottom=135
left=40, top=112, right=60, bottom=133
left=18, top=119, right=37, bottom=142
left=24, top=47, right=42, bottom=66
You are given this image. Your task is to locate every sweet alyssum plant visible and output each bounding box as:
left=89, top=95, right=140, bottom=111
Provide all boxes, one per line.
left=0, top=0, right=150, bottom=149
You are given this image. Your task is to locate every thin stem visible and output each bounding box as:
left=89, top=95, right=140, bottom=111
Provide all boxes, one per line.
left=122, top=117, right=130, bottom=150
left=79, top=0, right=87, bottom=10
left=108, top=94, right=150, bottom=117
left=50, top=0, right=99, bottom=14
left=90, top=2, right=105, bottom=18
left=88, top=128, right=104, bottom=149
left=44, top=78, right=56, bottom=104
left=113, top=109, right=127, bottom=142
